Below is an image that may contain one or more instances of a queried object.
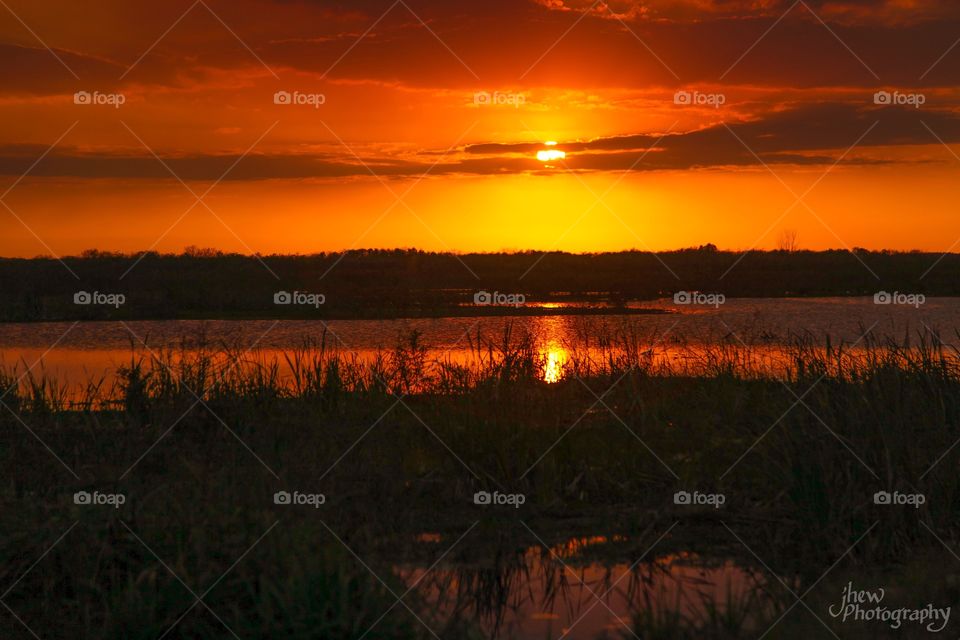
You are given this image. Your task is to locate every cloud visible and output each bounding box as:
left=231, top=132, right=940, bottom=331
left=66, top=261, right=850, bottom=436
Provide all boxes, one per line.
left=2, top=0, right=959, bottom=95
left=0, top=102, right=956, bottom=180
left=532, top=0, right=960, bottom=24
left=0, top=44, right=124, bottom=95
left=468, top=101, right=960, bottom=168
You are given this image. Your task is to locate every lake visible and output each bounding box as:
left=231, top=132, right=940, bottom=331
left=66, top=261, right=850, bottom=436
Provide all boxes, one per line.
left=1, top=297, right=956, bottom=393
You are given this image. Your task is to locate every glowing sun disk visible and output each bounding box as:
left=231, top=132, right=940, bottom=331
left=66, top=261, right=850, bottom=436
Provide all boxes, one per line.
left=537, top=149, right=566, bottom=162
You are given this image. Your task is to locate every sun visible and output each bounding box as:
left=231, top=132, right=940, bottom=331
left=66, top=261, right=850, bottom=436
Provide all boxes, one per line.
left=537, top=145, right=566, bottom=162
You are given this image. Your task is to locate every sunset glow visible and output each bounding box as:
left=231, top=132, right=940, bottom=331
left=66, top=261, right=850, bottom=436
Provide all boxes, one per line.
left=4, top=5, right=960, bottom=638
left=0, top=0, right=958, bottom=256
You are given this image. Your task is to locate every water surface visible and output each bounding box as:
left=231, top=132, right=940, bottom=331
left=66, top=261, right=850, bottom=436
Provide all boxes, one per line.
left=2, top=297, right=956, bottom=391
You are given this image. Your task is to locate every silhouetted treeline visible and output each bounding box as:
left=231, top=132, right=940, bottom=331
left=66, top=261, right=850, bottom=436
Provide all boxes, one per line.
left=0, top=246, right=957, bottom=321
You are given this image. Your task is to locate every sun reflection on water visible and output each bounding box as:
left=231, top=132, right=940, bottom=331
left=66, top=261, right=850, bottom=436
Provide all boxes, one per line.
left=533, top=316, right=571, bottom=383
left=542, top=343, right=568, bottom=383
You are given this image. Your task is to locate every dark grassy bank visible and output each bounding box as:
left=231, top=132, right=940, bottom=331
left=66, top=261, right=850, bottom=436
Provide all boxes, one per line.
left=2, top=332, right=960, bottom=638
left=1, top=246, right=957, bottom=321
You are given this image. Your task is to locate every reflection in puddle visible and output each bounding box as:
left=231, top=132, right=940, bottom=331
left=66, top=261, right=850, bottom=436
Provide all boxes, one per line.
left=396, top=536, right=768, bottom=639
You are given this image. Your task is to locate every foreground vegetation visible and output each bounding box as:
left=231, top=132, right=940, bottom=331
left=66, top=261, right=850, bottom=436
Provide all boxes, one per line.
left=2, top=329, right=959, bottom=638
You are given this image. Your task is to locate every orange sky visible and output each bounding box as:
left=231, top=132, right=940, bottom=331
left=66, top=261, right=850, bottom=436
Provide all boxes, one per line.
left=1, top=0, right=959, bottom=257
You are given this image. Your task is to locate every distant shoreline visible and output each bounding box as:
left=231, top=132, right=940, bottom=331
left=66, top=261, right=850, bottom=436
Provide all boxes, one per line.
left=0, top=304, right=677, bottom=323
left=6, top=294, right=960, bottom=323
left=2, top=248, right=956, bottom=322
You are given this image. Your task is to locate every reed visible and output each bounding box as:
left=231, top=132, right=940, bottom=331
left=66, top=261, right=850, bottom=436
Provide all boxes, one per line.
left=2, top=327, right=958, bottom=638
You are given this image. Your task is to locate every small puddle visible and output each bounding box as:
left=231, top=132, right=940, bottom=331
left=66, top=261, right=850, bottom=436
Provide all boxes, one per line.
left=396, top=535, right=769, bottom=639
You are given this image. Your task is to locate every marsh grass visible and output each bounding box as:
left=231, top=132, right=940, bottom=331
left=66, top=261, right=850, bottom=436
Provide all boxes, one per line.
left=2, top=326, right=959, bottom=638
